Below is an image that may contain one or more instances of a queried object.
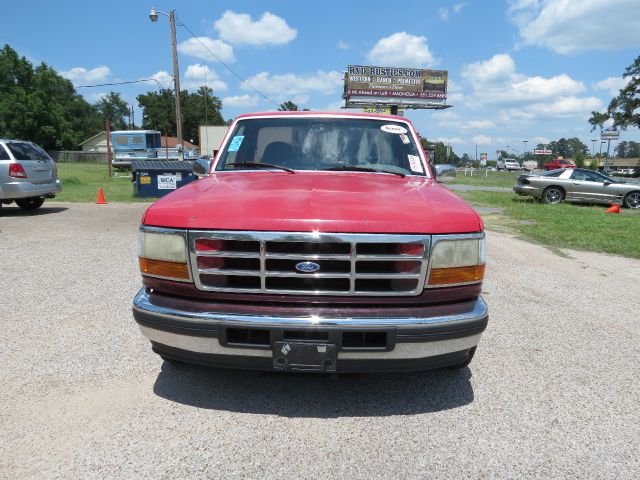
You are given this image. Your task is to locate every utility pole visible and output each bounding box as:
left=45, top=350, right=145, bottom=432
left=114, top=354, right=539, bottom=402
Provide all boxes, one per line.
left=591, top=139, right=597, bottom=157
left=105, top=114, right=112, bottom=178
left=169, top=10, right=184, bottom=160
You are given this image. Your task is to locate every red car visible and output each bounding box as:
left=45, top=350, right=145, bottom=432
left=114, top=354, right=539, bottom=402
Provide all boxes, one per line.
left=133, top=112, right=488, bottom=373
left=543, top=158, right=576, bottom=170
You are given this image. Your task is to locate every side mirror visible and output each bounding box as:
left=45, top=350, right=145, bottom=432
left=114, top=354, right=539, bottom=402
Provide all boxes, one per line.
left=193, top=158, right=211, bottom=175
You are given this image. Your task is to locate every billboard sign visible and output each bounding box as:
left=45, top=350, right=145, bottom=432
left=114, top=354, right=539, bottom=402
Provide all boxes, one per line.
left=601, top=128, right=620, bottom=140
left=533, top=149, right=552, bottom=155
left=345, top=65, right=448, bottom=101
left=479, top=153, right=488, bottom=166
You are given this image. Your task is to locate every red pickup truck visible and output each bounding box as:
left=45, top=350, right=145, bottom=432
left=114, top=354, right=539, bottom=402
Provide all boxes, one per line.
left=544, top=158, right=576, bottom=170
left=133, top=112, right=488, bottom=373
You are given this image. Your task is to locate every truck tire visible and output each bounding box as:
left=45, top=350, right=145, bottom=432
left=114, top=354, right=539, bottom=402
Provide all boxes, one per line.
left=16, top=197, right=45, bottom=210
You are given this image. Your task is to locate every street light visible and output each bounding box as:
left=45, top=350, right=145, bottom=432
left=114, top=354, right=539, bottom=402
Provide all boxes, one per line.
left=149, top=7, right=183, bottom=160
left=591, top=139, right=597, bottom=157
left=522, top=140, right=528, bottom=158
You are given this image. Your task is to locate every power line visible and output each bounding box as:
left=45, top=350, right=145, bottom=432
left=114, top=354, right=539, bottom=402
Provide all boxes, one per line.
left=177, top=19, right=279, bottom=107
left=76, top=78, right=164, bottom=90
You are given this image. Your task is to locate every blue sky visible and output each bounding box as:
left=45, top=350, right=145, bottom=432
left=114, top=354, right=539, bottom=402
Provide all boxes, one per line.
left=2, top=0, right=639, bottom=156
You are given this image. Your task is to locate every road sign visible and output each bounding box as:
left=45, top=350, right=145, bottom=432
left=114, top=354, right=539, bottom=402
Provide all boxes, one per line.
left=601, top=128, right=620, bottom=140
left=533, top=149, right=552, bottom=155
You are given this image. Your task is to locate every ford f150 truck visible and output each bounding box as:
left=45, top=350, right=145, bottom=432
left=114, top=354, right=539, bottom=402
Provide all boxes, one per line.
left=133, top=112, right=488, bottom=372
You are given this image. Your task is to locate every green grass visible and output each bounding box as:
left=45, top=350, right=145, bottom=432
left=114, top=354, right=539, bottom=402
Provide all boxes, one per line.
left=52, top=162, right=150, bottom=203
left=444, top=171, right=519, bottom=188
left=461, top=190, right=640, bottom=258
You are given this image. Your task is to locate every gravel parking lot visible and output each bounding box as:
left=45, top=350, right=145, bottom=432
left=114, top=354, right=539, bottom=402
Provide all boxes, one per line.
left=1, top=202, right=639, bottom=479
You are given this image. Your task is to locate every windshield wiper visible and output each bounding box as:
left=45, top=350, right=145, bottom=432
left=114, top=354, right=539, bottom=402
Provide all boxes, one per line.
left=226, top=162, right=295, bottom=174
left=323, top=165, right=406, bottom=177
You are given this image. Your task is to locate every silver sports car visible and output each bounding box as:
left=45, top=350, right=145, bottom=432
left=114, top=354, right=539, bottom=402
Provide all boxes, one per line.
left=513, top=168, right=640, bottom=208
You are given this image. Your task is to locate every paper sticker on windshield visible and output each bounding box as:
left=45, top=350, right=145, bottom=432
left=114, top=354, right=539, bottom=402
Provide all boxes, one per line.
left=399, top=134, right=410, bottom=144
left=380, top=124, right=407, bottom=135
left=228, top=135, right=244, bottom=152
left=407, top=155, right=424, bottom=174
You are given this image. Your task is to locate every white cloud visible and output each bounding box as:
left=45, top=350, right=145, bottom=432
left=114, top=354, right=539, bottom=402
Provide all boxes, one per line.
left=509, top=0, right=640, bottom=54
left=337, top=41, right=350, bottom=50
left=439, top=3, right=467, bottom=21
left=182, top=64, right=228, bottom=92
left=242, top=70, right=343, bottom=97
left=461, top=53, right=586, bottom=105
left=436, top=111, right=496, bottom=130
left=367, top=32, right=437, bottom=67
left=500, top=96, right=603, bottom=122
left=452, top=2, right=468, bottom=14
left=593, top=76, right=631, bottom=95
left=60, top=66, right=110, bottom=85
left=149, top=71, right=173, bottom=89
left=433, top=136, right=465, bottom=145
left=214, top=11, right=297, bottom=46
left=222, top=94, right=260, bottom=107
left=531, top=136, right=550, bottom=145
left=86, top=92, right=109, bottom=103
left=472, top=134, right=493, bottom=145
left=177, top=37, right=235, bottom=63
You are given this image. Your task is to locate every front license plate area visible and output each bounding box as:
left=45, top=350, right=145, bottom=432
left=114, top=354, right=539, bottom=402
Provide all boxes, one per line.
left=273, top=342, right=337, bottom=372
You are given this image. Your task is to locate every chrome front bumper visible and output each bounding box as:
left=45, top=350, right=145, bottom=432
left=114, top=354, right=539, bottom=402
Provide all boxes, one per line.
left=133, top=288, right=488, bottom=372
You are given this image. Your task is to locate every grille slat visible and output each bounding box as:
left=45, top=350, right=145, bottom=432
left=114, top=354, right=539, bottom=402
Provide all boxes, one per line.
left=189, top=231, right=430, bottom=296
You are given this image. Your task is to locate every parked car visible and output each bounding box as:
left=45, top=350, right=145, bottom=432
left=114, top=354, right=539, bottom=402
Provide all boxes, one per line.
left=513, top=168, right=640, bottom=208
left=496, top=158, right=521, bottom=171
left=0, top=139, right=61, bottom=210
left=132, top=111, right=489, bottom=373
left=543, top=158, right=575, bottom=170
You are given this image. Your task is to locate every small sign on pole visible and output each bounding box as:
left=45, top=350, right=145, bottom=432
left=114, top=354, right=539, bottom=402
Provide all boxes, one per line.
left=533, top=149, right=552, bottom=155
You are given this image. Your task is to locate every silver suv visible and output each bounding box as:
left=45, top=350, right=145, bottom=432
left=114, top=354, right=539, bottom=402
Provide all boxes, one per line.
left=0, top=139, right=62, bottom=210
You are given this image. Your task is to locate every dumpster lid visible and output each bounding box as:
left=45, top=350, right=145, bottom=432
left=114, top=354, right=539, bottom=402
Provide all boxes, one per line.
left=131, top=160, right=194, bottom=172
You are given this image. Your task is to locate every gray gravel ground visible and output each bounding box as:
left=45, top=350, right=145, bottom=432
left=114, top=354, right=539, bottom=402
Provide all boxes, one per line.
left=1, top=202, right=639, bottom=479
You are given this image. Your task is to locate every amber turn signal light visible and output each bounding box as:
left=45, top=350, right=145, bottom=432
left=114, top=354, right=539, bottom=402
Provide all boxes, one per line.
left=428, top=264, right=485, bottom=286
left=139, top=257, right=190, bottom=281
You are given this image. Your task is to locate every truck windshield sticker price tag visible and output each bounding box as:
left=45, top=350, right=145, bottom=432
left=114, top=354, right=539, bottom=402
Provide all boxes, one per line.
left=380, top=125, right=407, bottom=134
left=157, top=175, right=177, bottom=189
left=228, top=135, right=244, bottom=152
left=400, top=134, right=410, bottom=144
left=407, top=155, right=424, bottom=174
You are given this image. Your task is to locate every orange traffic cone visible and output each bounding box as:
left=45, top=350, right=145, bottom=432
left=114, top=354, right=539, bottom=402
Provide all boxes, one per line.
left=96, top=187, right=107, bottom=205
left=605, top=204, right=620, bottom=214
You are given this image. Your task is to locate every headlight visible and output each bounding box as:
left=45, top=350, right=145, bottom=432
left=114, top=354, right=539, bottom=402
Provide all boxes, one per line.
left=138, top=229, right=191, bottom=281
left=427, top=237, right=486, bottom=286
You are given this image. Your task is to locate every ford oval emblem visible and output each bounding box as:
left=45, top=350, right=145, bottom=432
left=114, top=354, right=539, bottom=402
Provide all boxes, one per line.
left=295, top=261, right=321, bottom=273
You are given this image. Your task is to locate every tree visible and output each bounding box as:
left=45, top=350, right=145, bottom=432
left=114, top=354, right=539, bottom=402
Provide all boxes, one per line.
left=615, top=140, right=640, bottom=158
left=574, top=151, right=585, bottom=168
left=278, top=100, right=309, bottom=111
left=0, top=44, right=101, bottom=149
left=419, top=136, right=459, bottom=164
left=137, top=86, right=224, bottom=144
left=589, top=55, right=640, bottom=130
left=96, top=92, right=130, bottom=130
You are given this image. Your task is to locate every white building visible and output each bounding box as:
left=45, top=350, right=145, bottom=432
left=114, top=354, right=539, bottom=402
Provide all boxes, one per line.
left=199, top=125, right=229, bottom=157
left=79, top=131, right=109, bottom=153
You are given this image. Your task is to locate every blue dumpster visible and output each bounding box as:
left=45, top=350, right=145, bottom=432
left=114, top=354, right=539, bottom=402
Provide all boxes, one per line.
left=131, top=160, right=197, bottom=198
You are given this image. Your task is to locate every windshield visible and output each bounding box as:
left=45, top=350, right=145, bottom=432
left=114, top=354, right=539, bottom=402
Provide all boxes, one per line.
left=6, top=142, right=50, bottom=160
left=215, top=117, right=427, bottom=176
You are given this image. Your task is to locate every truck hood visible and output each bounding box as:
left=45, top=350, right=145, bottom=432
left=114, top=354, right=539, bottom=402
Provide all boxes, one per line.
left=142, top=171, right=482, bottom=234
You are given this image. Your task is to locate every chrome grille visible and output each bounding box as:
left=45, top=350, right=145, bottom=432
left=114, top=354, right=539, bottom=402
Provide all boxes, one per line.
left=188, top=231, right=431, bottom=296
